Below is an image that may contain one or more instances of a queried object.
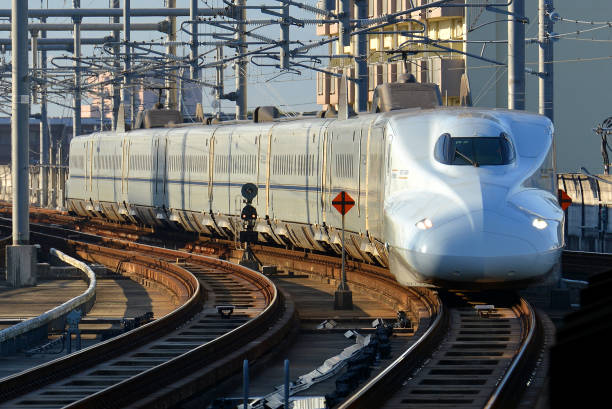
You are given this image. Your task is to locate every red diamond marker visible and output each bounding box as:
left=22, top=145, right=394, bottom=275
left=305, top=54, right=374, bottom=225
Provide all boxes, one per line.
left=332, top=191, right=355, bottom=216
left=558, top=189, right=572, bottom=211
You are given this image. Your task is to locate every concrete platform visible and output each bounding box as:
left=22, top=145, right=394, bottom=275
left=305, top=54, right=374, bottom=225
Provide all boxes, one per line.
left=0, top=279, right=87, bottom=326
left=0, top=277, right=178, bottom=380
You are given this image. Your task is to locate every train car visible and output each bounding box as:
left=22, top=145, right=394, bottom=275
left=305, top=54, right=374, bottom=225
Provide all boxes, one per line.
left=67, top=106, right=564, bottom=289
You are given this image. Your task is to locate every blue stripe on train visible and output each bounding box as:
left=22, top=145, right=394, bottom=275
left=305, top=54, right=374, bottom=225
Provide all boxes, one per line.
left=69, top=174, right=365, bottom=196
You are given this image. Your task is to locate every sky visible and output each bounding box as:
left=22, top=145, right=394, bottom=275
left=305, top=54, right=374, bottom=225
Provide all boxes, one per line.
left=13, top=0, right=321, bottom=116
left=4, top=0, right=612, bottom=173
left=466, top=0, right=612, bottom=173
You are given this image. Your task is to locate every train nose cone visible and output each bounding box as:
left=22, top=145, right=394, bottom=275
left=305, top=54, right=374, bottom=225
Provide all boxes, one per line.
left=390, top=210, right=560, bottom=286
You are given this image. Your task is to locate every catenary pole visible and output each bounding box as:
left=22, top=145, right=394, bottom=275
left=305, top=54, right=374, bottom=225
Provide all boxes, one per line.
left=508, top=0, right=525, bottom=110
left=539, top=0, right=554, bottom=121
left=235, top=0, right=247, bottom=120
left=123, top=0, right=133, bottom=125
left=112, top=0, right=121, bottom=130
left=167, top=0, right=178, bottom=110
left=355, top=0, right=368, bottom=112
left=73, top=0, right=82, bottom=139
left=40, top=17, right=49, bottom=208
left=11, top=0, right=29, bottom=245
left=190, top=0, right=199, bottom=81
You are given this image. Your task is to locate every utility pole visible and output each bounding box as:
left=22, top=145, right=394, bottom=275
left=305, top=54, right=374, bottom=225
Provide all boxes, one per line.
left=123, top=0, right=132, bottom=126
left=539, top=0, right=554, bottom=121
left=216, top=45, right=224, bottom=118
left=235, top=0, right=247, bottom=120
left=280, top=1, right=289, bottom=70
left=73, top=0, right=82, bottom=139
left=7, top=0, right=37, bottom=287
left=40, top=17, right=50, bottom=208
left=112, top=0, right=121, bottom=129
left=355, top=0, right=368, bottom=112
left=338, top=0, right=351, bottom=48
left=495, top=12, right=505, bottom=108
left=508, top=0, right=525, bottom=110
left=167, top=0, right=178, bottom=110
left=190, top=0, right=199, bottom=81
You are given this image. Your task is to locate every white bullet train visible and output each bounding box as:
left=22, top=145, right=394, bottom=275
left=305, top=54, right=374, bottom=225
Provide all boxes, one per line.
left=66, top=106, right=564, bottom=288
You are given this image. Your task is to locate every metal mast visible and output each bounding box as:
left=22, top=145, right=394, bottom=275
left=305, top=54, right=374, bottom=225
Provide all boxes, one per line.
left=11, top=0, right=29, bottom=245
left=235, top=0, right=247, bottom=120
left=508, top=0, right=525, bottom=110
left=167, top=0, right=178, bottom=110
left=355, top=0, right=368, bottom=112
left=539, top=0, right=554, bottom=120
left=40, top=17, right=50, bottom=208
left=112, top=0, right=121, bottom=129
left=73, top=0, right=82, bottom=138
left=190, top=0, right=199, bottom=81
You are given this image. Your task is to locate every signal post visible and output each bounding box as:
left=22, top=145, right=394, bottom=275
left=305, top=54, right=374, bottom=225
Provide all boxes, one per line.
left=332, top=191, right=355, bottom=310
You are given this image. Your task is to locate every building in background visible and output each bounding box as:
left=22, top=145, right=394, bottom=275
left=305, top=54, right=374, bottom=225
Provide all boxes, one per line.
left=81, top=73, right=202, bottom=121
left=316, top=0, right=466, bottom=111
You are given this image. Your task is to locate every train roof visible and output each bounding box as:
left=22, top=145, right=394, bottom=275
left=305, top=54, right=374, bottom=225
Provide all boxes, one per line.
left=72, top=107, right=551, bottom=140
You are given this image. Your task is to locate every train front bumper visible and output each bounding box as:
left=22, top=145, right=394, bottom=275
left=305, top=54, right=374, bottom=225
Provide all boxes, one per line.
left=386, top=209, right=562, bottom=287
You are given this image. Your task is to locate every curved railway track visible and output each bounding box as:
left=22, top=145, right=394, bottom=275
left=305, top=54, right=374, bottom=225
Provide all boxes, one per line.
left=209, top=244, right=543, bottom=408
left=1, top=208, right=555, bottom=408
left=0, top=219, right=295, bottom=409
left=241, top=246, right=544, bottom=409
left=340, top=291, right=542, bottom=409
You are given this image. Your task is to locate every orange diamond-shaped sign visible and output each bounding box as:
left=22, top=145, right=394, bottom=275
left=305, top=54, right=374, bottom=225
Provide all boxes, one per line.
left=332, top=191, right=355, bottom=215
left=558, top=189, right=572, bottom=211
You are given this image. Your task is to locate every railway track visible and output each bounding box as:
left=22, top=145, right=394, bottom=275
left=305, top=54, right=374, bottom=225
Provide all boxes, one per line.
left=0, top=219, right=295, bottom=408
left=0, top=208, right=559, bottom=408
left=330, top=291, right=542, bottom=409
left=207, top=245, right=543, bottom=408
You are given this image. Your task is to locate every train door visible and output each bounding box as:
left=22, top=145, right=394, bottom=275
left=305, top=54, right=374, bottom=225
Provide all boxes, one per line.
left=208, top=128, right=216, bottom=212
left=365, top=122, right=386, bottom=239
left=153, top=131, right=168, bottom=210
left=93, top=138, right=100, bottom=204
left=321, top=125, right=330, bottom=224
left=120, top=137, right=130, bottom=205
left=84, top=139, right=91, bottom=199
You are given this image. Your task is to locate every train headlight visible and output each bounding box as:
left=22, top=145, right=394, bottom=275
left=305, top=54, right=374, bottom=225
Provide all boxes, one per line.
left=416, top=218, right=433, bottom=230
left=532, top=218, right=548, bottom=230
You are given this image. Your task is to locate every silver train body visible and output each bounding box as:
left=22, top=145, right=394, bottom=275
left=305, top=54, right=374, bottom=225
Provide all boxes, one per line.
left=67, top=108, right=564, bottom=288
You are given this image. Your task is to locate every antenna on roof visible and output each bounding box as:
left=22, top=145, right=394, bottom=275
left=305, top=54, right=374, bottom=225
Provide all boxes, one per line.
left=195, top=103, right=206, bottom=123
left=117, top=103, right=125, bottom=132
left=338, top=73, right=356, bottom=120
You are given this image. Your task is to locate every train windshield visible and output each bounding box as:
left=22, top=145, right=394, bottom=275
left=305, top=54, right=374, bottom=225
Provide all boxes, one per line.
left=434, top=133, right=515, bottom=166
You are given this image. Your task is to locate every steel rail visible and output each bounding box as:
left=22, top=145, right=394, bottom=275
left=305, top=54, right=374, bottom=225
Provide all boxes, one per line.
left=484, top=297, right=541, bottom=409
left=338, top=293, right=446, bottom=409
left=0, top=209, right=551, bottom=408
left=63, top=264, right=285, bottom=409
left=0, top=237, right=203, bottom=403
left=0, top=219, right=293, bottom=408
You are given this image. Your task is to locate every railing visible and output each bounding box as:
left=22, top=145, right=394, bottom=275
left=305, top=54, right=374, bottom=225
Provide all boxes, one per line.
left=0, top=248, right=96, bottom=355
